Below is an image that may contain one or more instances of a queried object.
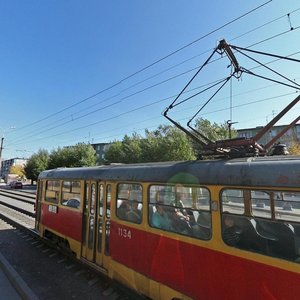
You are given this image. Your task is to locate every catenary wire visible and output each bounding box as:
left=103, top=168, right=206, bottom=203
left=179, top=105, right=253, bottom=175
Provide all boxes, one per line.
left=9, top=5, right=299, bottom=143
left=7, top=3, right=300, bottom=152
left=12, top=1, right=272, bottom=132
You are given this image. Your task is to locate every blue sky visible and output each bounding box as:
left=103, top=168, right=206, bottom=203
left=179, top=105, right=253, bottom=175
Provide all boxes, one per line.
left=1, top=0, right=300, bottom=159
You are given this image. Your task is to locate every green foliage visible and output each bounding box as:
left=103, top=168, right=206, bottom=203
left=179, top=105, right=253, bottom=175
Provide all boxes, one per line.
left=123, top=133, right=143, bottom=163
left=24, top=118, right=235, bottom=180
left=194, top=118, right=236, bottom=141
left=192, top=118, right=237, bottom=157
left=104, top=125, right=196, bottom=164
left=104, top=141, right=126, bottom=163
left=25, top=144, right=97, bottom=181
left=48, top=143, right=97, bottom=169
left=24, top=149, right=49, bottom=181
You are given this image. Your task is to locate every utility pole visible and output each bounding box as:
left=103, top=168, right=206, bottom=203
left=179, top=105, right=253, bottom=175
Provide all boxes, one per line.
left=0, top=136, right=4, bottom=177
left=0, top=126, right=15, bottom=178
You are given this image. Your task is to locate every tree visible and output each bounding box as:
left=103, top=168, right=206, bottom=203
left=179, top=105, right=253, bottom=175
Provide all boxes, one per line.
left=104, top=141, right=126, bottom=163
left=104, top=125, right=196, bottom=164
left=24, top=149, right=49, bottom=183
left=122, top=133, right=143, bottom=163
left=142, top=125, right=196, bottom=162
left=288, top=142, right=300, bottom=155
left=192, top=118, right=237, bottom=157
left=47, top=143, right=97, bottom=169
left=10, top=165, right=25, bottom=179
left=194, top=118, right=236, bottom=141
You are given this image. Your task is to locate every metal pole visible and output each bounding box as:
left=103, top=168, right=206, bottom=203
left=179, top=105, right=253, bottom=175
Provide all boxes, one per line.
left=0, top=137, right=4, bottom=177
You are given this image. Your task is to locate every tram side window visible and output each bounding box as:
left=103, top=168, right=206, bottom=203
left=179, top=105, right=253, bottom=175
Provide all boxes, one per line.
left=61, top=181, right=81, bottom=209
left=116, top=183, right=143, bottom=224
left=250, top=191, right=271, bottom=218
left=250, top=190, right=300, bottom=261
left=149, top=185, right=212, bottom=240
left=274, top=191, right=300, bottom=222
left=221, top=189, right=300, bottom=262
left=221, top=189, right=246, bottom=247
left=251, top=190, right=300, bottom=259
left=221, top=189, right=245, bottom=215
left=45, top=180, right=60, bottom=204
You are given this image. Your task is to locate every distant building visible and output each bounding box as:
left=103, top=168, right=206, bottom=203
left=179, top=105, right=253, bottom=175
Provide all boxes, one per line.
left=91, top=143, right=111, bottom=164
left=237, top=123, right=300, bottom=147
left=0, top=157, right=27, bottom=179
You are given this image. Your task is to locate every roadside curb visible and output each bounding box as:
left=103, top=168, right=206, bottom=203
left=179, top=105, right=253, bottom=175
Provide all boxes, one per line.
left=0, top=252, right=39, bottom=300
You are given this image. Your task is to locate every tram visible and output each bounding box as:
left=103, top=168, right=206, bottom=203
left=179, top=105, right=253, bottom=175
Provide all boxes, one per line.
left=35, top=156, right=300, bottom=300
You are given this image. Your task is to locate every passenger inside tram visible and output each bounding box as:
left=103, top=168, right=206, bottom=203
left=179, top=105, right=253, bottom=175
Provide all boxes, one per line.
left=168, top=207, right=192, bottom=235
left=117, top=200, right=130, bottom=220
left=152, top=202, right=173, bottom=230
left=222, top=214, right=242, bottom=247
left=126, top=200, right=142, bottom=224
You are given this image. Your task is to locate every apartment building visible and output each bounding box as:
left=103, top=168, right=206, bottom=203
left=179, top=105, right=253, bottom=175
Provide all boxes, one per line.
left=237, top=123, right=300, bottom=147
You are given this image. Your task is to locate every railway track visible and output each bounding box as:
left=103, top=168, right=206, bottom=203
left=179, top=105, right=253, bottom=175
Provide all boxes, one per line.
left=0, top=188, right=35, bottom=227
left=0, top=187, right=144, bottom=300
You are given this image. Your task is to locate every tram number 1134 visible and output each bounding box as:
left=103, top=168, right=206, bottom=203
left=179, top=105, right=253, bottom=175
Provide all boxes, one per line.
left=117, top=227, right=132, bottom=239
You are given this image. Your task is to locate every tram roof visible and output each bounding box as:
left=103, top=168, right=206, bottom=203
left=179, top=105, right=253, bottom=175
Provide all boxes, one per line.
left=38, top=155, right=300, bottom=188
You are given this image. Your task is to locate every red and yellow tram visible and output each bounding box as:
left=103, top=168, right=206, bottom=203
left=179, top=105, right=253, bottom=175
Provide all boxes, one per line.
left=35, top=156, right=300, bottom=299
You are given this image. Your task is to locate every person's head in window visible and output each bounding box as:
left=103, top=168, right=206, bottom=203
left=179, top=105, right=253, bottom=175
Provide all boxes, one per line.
left=222, top=214, right=240, bottom=247
left=152, top=201, right=172, bottom=230
left=156, top=202, right=165, bottom=215
left=131, top=199, right=139, bottom=211
left=224, top=214, right=234, bottom=228
left=127, top=199, right=142, bottom=223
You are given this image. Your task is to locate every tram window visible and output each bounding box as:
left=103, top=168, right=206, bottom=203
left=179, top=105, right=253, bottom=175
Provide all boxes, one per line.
left=47, top=180, right=60, bottom=191
left=61, top=181, right=81, bottom=209
left=196, top=188, right=210, bottom=210
left=149, top=185, right=212, bottom=240
left=105, top=184, right=111, bottom=256
left=221, top=189, right=245, bottom=215
left=85, top=184, right=89, bottom=210
left=116, top=183, right=142, bottom=223
left=149, top=185, right=175, bottom=205
left=71, top=181, right=80, bottom=193
left=88, top=216, right=95, bottom=249
left=45, top=180, right=60, bottom=204
left=97, top=184, right=104, bottom=253
left=221, top=189, right=300, bottom=262
left=250, top=191, right=271, bottom=218
left=106, top=184, right=111, bottom=217
left=274, top=191, right=300, bottom=222
left=62, top=181, right=71, bottom=192
left=98, top=184, right=104, bottom=216
left=90, top=183, right=96, bottom=214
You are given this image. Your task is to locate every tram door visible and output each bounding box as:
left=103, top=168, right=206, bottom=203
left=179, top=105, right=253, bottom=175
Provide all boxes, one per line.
left=95, top=183, right=111, bottom=268
left=81, top=181, right=97, bottom=261
left=35, top=179, right=43, bottom=232
left=81, top=181, right=111, bottom=268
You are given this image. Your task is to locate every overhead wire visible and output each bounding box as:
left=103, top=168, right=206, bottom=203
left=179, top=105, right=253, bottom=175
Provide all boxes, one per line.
left=164, top=27, right=300, bottom=129
left=8, top=44, right=300, bottom=149
left=8, top=2, right=300, bottom=151
left=89, top=91, right=299, bottom=143
left=12, top=1, right=272, bottom=132
left=10, top=3, right=296, bottom=144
